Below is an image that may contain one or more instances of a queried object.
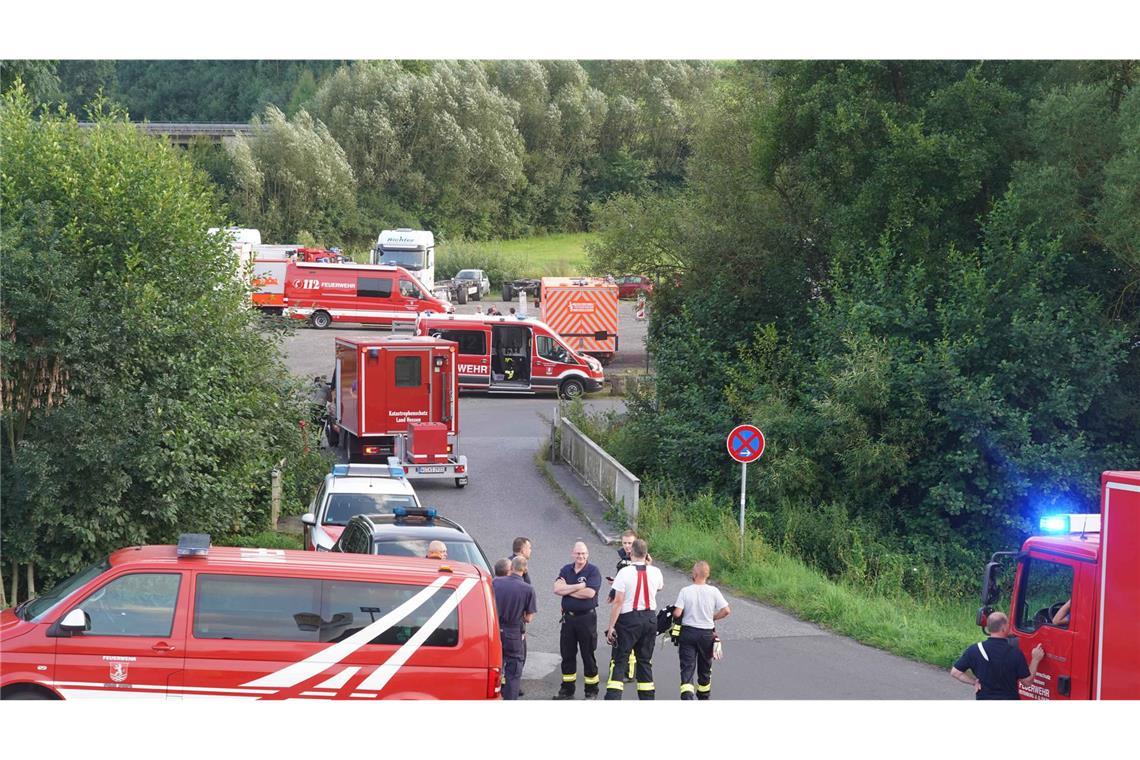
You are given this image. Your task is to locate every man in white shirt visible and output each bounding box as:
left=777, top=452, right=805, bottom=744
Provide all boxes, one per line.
left=603, top=538, right=664, bottom=700
left=671, top=560, right=731, bottom=700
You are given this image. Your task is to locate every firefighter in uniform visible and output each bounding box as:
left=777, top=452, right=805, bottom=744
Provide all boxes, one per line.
left=607, top=530, right=639, bottom=680
left=552, top=541, right=603, bottom=699
left=493, top=556, right=537, bottom=700
left=671, top=560, right=731, bottom=700
left=603, top=538, right=663, bottom=700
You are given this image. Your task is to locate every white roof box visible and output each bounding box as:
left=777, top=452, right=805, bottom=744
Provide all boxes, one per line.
left=377, top=229, right=434, bottom=250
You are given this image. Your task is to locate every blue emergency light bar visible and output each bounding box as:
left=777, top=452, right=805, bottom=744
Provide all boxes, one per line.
left=1039, top=514, right=1101, bottom=535
left=393, top=507, right=437, bottom=519
left=177, top=533, right=211, bottom=557
left=331, top=463, right=404, bottom=479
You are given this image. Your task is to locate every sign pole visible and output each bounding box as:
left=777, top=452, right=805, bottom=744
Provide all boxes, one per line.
left=739, top=461, right=747, bottom=555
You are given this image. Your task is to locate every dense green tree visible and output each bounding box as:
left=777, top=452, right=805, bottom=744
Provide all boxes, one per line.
left=1, top=86, right=327, bottom=589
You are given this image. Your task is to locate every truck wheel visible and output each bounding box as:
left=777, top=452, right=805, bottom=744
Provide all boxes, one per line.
left=559, top=377, right=586, bottom=400
left=312, top=311, right=332, bottom=329
left=473, top=289, right=482, bottom=301
left=502, top=284, right=513, bottom=302
left=456, top=287, right=468, bottom=305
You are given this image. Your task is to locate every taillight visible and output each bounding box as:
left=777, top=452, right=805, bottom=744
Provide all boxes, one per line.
left=363, top=445, right=381, bottom=456
left=487, top=667, right=502, bottom=699
left=455, top=464, right=465, bottom=473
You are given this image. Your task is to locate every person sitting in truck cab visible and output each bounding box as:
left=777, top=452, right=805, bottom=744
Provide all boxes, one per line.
left=1051, top=599, right=1071, bottom=626
left=503, top=356, right=517, bottom=381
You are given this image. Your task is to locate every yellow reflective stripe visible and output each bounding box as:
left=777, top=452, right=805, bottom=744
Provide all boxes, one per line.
left=584, top=675, right=601, bottom=685
left=636, top=682, right=655, bottom=691
left=696, top=682, right=712, bottom=692
left=607, top=681, right=625, bottom=690
left=562, top=674, right=577, bottom=683
left=680, top=684, right=696, bottom=694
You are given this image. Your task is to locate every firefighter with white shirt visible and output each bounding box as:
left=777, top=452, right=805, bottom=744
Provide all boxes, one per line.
left=603, top=538, right=663, bottom=700
left=671, top=560, right=731, bottom=700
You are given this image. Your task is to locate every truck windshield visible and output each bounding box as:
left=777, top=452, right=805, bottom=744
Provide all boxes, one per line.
left=379, top=249, right=425, bottom=270
left=19, top=557, right=112, bottom=622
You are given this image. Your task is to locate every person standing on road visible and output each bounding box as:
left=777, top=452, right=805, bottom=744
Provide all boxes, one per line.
left=950, top=611, right=1045, bottom=699
left=494, top=558, right=511, bottom=577
left=552, top=541, right=602, bottom=699
left=494, top=556, right=537, bottom=700
left=510, top=537, right=533, bottom=584
left=607, top=530, right=646, bottom=681
left=604, top=538, right=663, bottom=700
left=672, top=561, right=731, bottom=700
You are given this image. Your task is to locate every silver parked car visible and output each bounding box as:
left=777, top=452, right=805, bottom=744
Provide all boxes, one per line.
left=454, top=269, right=491, bottom=299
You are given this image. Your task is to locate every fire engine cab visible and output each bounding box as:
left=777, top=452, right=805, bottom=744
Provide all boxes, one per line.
left=332, top=335, right=469, bottom=487
left=416, top=313, right=605, bottom=399
left=0, top=534, right=502, bottom=700
left=977, top=471, right=1140, bottom=699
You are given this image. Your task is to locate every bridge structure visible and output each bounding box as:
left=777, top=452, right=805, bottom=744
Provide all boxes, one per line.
left=77, top=122, right=253, bottom=148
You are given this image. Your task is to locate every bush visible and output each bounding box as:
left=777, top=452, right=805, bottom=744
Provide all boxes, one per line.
left=436, top=243, right=522, bottom=287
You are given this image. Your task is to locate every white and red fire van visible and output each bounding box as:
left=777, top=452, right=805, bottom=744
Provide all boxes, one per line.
left=540, top=277, right=620, bottom=365
left=416, top=313, right=605, bottom=399
left=282, top=262, right=453, bottom=329
left=0, top=535, right=502, bottom=700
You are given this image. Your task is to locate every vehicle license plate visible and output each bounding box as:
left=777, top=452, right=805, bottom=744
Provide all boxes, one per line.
left=417, top=466, right=447, bottom=474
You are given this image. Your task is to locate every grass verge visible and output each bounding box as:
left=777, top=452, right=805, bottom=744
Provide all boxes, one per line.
left=638, top=496, right=980, bottom=667
left=439, top=233, right=593, bottom=280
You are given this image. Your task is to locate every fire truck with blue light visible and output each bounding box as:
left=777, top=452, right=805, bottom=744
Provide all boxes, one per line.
left=976, top=471, right=1140, bottom=699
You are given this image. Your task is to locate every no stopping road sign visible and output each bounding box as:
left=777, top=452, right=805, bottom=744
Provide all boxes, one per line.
left=727, top=424, right=765, bottom=464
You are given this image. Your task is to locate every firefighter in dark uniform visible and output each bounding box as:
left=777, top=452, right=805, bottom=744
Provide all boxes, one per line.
left=950, top=611, right=1045, bottom=699
left=552, top=541, right=602, bottom=699
left=607, top=530, right=639, bottom=680
left=493, top=556, right=537, bottom=700
left=603, top=538, right=664, bottom=700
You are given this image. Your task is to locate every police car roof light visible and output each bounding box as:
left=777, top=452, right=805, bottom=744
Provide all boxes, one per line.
left=177, top=533, right=211, bottom=557
left=332, top=464, right=349, bottom=476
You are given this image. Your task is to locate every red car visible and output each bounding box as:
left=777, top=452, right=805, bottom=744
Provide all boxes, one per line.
left=615, top=275, right=654, bottom=299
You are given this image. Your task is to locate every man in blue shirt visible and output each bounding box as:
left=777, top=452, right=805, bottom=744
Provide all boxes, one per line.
left=494, top=556, right=537, bottom=700
left=552, top=541, right=602, bottom=699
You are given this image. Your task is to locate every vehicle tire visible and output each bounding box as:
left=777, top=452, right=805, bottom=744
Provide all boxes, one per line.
left=502, top=284, right=513, bottom=302
left=324, top=420, right=340, bottom=449
left=455, top=478, right=467, bottom=489
left=2, top=688, right=54, bottom=700
left=456, top=287, right=468, bottom=305
left=473, top=289, right=482, bottom=301
left=559, top=377, right=586, bottom=400
left=311, top=310, right=332, bottom=329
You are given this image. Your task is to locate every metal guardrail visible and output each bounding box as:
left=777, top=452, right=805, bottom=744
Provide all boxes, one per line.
left=551, top=414, right=640, bottom=530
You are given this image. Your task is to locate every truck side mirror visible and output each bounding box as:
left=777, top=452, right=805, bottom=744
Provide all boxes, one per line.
left=60, top=608, right=89, bottom=632
left=981, top=561, right=1002, bottom=606
left=301, top=513, right=317, bottom=526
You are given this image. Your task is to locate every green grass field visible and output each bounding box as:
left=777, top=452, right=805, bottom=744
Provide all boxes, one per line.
left=438, top=233, right=593, bottom=279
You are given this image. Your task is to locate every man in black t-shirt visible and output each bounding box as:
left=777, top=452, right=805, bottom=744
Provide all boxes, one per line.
left=950, top=611, right=1045, bottom=699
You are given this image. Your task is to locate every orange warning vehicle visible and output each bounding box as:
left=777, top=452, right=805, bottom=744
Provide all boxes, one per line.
left=540, top=277, right=620, bottom=366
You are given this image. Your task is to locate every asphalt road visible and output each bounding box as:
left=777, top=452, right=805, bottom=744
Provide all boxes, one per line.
left=278, top=301, right=966, bottom=700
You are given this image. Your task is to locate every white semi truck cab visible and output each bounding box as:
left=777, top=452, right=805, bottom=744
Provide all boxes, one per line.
left=372, top=229, right=436, bottom=292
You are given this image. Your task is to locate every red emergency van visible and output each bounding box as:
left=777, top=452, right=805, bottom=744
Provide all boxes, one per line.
left=283, top=262, right=453, bottom=329
left=0, top=535, right=502, bottom=700
left=540, top=277, right=620, bottom=365
left=977, top=471, right=1140, bottom=699
left=416, top=313, right=605, bottom=399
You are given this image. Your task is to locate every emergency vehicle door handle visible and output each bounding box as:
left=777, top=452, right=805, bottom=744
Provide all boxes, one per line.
left=151, top=642, right=176, bottom=653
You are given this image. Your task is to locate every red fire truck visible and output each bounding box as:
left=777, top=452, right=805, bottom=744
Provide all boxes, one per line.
left=416, top=313, right=605, bottom=399
left=332, top=335, right=468, bottom=487
left=0, top=535, right=502, bottom=700
left=283, top=262, right=453, bottom=329
left=977, top=470, right=1140, bottom=699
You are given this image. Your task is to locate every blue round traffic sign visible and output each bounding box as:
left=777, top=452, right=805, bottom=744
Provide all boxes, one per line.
left=727, top=424, right=765, bottom=463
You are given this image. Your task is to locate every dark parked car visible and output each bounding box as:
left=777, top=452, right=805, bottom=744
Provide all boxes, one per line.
left=454, top=269, right=491, bottom=299
left=331, top=508, right=492, bottom=573
left=615, top=275, right=654, bottom=299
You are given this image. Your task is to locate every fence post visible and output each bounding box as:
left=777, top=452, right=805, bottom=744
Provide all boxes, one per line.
left=270, top=467, right=283, bottom=531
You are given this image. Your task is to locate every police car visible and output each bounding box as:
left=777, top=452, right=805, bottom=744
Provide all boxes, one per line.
left=301, top=463, right=422, bottom=551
